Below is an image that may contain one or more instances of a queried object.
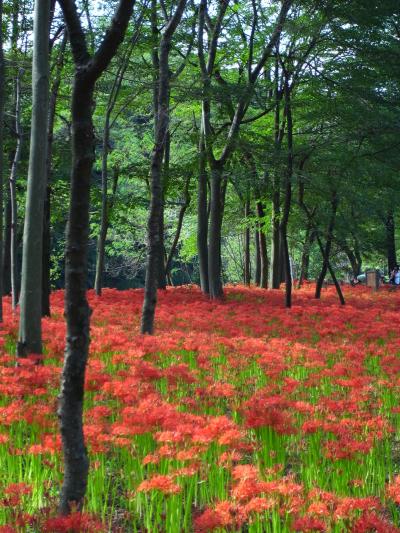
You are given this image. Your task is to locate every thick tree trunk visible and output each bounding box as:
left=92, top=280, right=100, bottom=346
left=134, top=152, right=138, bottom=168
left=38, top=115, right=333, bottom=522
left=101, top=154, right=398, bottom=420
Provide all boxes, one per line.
left=58, top=74, right=93, bottom=515
left=197, top=132, right=209, bottom=293
left=141, top=0, right=187, bottom=334
left=58, top=0, right=134, bottom=513
left=244, top=199, right=250, bottom=285
left=386, top=212, right=396, bottom=273
left=18, top=0, right=50, bottom=356
left=208, top=163, right=224, bottom=299
left=0, top=0, right=4, bottom=321
left=10, top=68, right=23, bottom=311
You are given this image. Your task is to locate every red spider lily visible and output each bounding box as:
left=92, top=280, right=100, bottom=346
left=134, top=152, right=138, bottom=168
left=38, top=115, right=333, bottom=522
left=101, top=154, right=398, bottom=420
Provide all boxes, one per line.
left=136, top=474, right=181, bottom=495
left=41, top=512, right=105, bottom=532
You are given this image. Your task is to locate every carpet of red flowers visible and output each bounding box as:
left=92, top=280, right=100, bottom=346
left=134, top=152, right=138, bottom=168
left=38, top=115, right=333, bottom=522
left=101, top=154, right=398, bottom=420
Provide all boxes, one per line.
left=0, top=284, right=400, bottom=532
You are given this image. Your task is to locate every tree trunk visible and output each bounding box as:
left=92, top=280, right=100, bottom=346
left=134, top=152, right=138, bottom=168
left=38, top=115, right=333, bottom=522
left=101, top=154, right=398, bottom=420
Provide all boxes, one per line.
left=157, top=130, right=170, bottom=290
left=386, top=211, right=396, bottom=273
left=316, top=232, right=345, bottom=305
left=339, top=240, right=361, bottom=278
left=165, top=174, right=191, bottom=280
left=256, top=201, right=268, bottom=288
left=94, top=118, right=110, bottom=296
left=10, top=68, right=23, bottom=311
left=208, top=162, right=224, bottom=299
left=297, top=225, right=314, bottom=288
left=42, top=32, right=68, bottom=316
left=244, top=199, right=250, bottom=285
left=141, top=0, right=187, bottom=334
left=94, top=30, right=136, bottom=296
left=315, top=192, right=338, bottom=299
left=3, top=193, right=11, bottom=295
left=270, top=184, right=281, bottom=289
left=58, top=0, right=134, bottom=514
left=197, top=131, right=209, bottom=293
left=0, top=0, right=4, bottom=321
left=280, top=74, right=293, bottom=308
left=18, top=0, right=50, bottom=356
left=255, top=230, right=261, bottom=286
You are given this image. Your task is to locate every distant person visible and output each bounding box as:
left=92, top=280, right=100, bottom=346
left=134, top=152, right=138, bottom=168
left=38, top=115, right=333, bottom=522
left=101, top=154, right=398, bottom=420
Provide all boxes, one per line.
left=389, top=265, right=400, bottom=285
left=351, top=272, right=366, bottom=285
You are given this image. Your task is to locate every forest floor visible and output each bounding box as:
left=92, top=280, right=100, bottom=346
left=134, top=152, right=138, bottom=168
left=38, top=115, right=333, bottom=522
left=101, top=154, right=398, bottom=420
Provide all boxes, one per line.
left=0, top=285, right=400, bottom=532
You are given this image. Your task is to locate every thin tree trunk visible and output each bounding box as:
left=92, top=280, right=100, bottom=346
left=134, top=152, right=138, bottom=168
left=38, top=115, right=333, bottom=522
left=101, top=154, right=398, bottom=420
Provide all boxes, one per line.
left=280, top=74, right=293, bottom=308
left=94, top=118, right=110, bottom=295
left=57, top=0, right=134, bottom=513
left=158, top=130, right=170, bottom=289
left=3, top=193, right=11, bottom=295
left=197, top=131, right=209, bottom=293
left=315, top=192, right=338, bottom=299
left=10, top=68, right=23, bottom=311
left=0, top=0, right=4, bottom=321
left=207, top=162, right=224, bottom=299
left=141, top=0, right=187, bottom=334
left=94, top=25, right=139, bottom=295
left=165, top=174, right=191, bottom=279
left=270, top=53, right=281, bottom=290
left=244, top=199, right=250, bottom=285
left=18, top=0, right=50, bottom=356
left=297, top=224, right=314, bottom=288
left=42, top=32, right=68, bottom=316
left=386, top=211, right=396, bottom=273
left=255, top=230, right=261, bottom=286
left=315, top=232, right=345, bottom=305
left=256, top=201, right=268, bottom=288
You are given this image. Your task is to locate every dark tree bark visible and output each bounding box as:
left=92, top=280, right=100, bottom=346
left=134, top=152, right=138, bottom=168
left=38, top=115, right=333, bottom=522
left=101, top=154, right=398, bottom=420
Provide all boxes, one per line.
left=198, top=0, right=292, bottom=299
left=315, top=192, right=338, bottom=299
left=256, top=201, right=268, bottom=288
left=338, top=239, right=362, bottom=278
left=0, top=0, right=4, bottom=321
left=255, top=230, right=261, bottom=286
left=197, top=131, right=209, bottom=293
left=244, top=199, right=251, bottom=285
left=57, top=0, right=134, bottom=514
left=280, top=73, right=293, bottom=308
left=270, top=54, right=282, bottom=290
left=141, top=0, right=187, bottom=334
left=207, top=162, right=225, bottom=298
left=18, top=0, right=51, bottom=356
left=386, top=211, right=396, bottom=273
left=299, top=186, right=344, bottom=305
left=158, top=129, right=170, bottom=290
left=297, top=224, right=314, bottom=288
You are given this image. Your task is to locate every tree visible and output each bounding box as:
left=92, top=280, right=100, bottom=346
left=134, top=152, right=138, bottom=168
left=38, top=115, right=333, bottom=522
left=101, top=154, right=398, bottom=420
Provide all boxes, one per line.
left=141, top=0, right=188, bottom=335
left=57, top=0, right=134, bottom=513
left=17, top=0, right=51, bottom=356
left=0, top=0, right=4, bottom=322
